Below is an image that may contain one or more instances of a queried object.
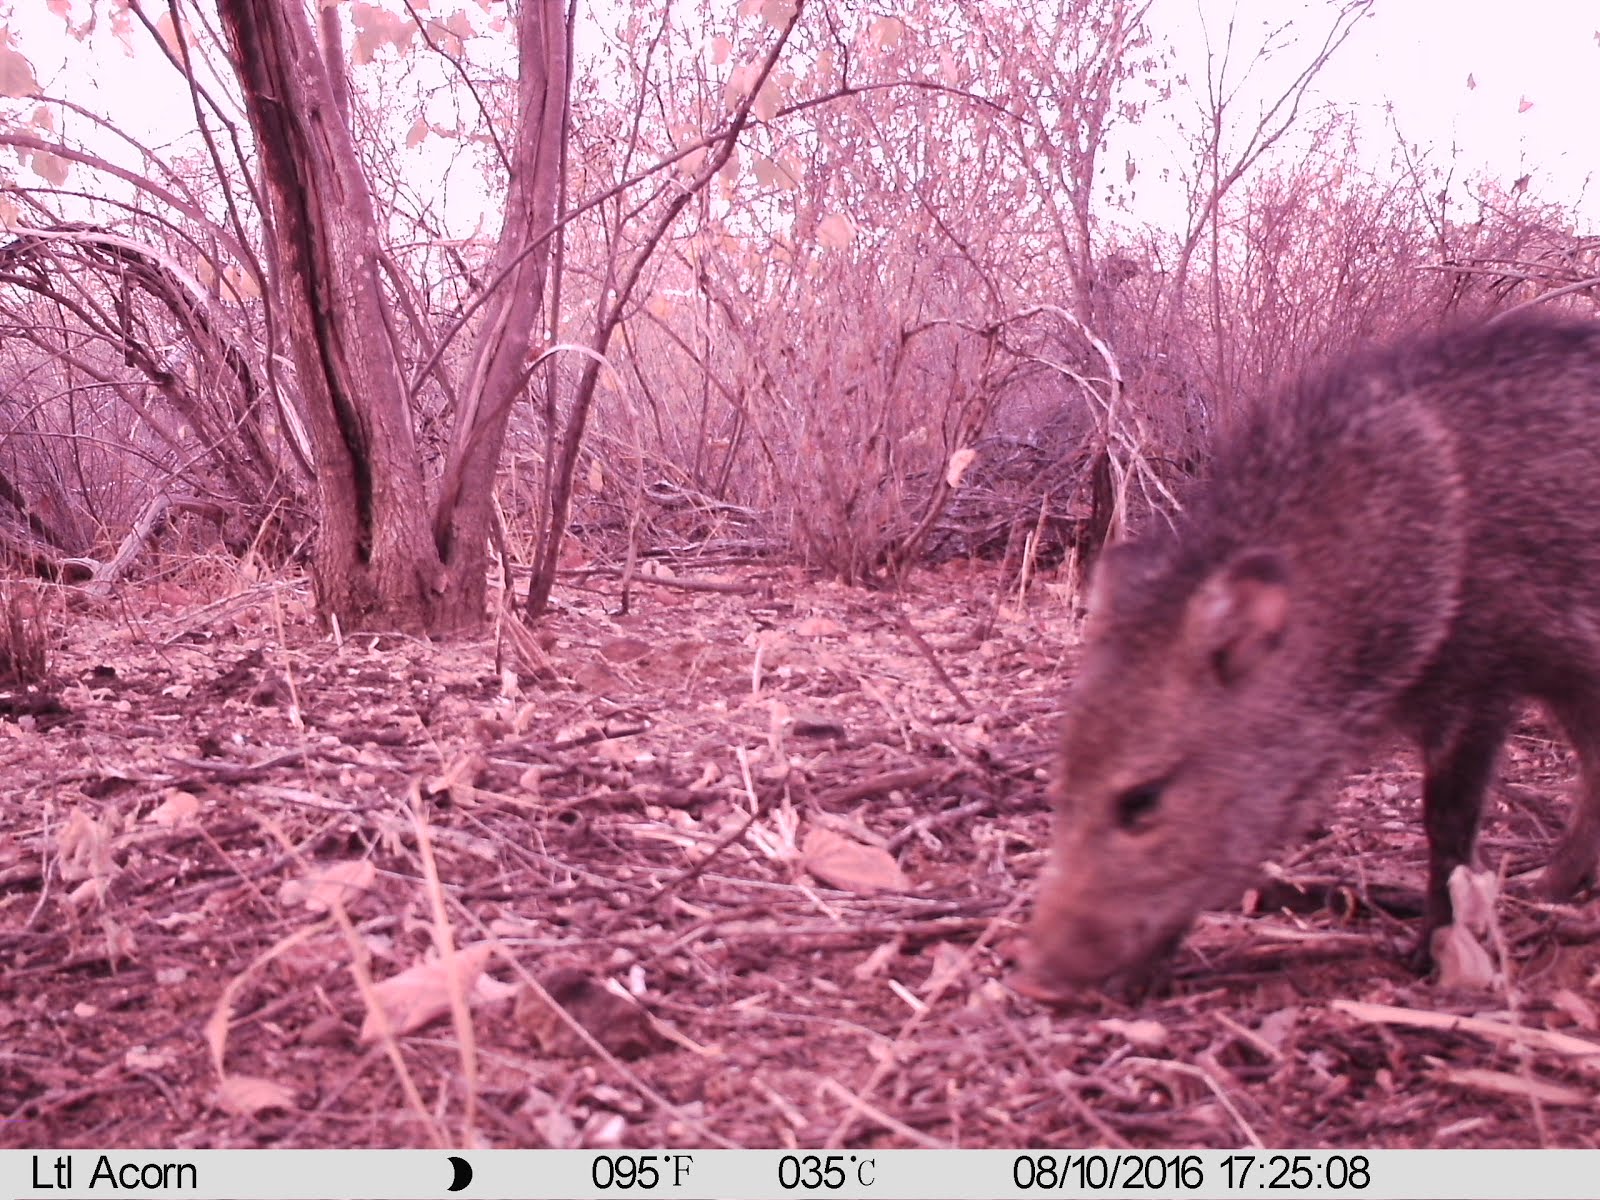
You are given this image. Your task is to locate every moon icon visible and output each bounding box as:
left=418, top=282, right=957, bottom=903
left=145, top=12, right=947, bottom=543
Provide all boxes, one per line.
left=446, top=1156, right=473, bottom=1192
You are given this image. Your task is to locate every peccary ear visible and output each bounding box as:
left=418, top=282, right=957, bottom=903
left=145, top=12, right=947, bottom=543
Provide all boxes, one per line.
left=1185, top=549, right=1290, bottom=686
left=1086, top=540, right=1166, bottom=623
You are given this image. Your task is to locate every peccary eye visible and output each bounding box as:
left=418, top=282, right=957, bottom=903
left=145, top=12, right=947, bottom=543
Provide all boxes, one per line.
left=1114, top=781, right=1165, bottom=832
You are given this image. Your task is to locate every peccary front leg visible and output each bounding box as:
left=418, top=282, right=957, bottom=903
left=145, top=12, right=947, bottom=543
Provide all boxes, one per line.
left=1415, top=705, right=1510, bottom=968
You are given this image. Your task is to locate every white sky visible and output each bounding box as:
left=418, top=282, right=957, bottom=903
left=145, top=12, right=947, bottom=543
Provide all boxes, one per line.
left=1153, top=0, right=1598, bottom=223
left=6, top=1, right=1598, bottom=232
left=1346, top=0, right=1594, bottom=209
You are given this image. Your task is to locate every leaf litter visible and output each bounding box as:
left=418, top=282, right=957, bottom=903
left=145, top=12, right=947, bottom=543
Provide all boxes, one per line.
left=2, top=565, right=1599, bottom=1148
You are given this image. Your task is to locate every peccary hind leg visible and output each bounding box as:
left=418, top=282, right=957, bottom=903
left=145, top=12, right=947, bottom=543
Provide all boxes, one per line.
left=1541, top=690, right=1600, bottom=901
left=1415, top=704, right=1511, bottom=967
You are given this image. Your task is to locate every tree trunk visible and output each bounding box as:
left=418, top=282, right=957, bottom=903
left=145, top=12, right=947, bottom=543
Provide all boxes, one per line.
left=432, top=0, right=570, bottom=630
left=1082, top=443, right=1115, bottom=570
left=216, top=0, right=443, bottom=631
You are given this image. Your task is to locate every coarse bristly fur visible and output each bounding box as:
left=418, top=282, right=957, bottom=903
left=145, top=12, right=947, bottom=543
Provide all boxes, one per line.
left=1023, top=314, right=1600, bottom=997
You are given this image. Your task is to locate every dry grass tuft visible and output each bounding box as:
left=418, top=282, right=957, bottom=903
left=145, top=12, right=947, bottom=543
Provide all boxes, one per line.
left=0, top=581, right=52, bottom=685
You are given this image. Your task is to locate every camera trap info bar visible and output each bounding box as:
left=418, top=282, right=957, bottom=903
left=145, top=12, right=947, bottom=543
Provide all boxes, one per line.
left=8, top=1148, right=1600, bottom=1199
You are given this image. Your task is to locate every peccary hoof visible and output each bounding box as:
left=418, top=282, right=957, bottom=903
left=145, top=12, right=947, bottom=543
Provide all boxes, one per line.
left=1401, top=928, right=1452, bottom=979
left=1540, top=848, right=1597, bottom=902
left=1007, top=968, right=1085, bottom=1007
left=1404, top=933, right=1436, bottom=976
left=1008, top=961, right=1170, bottom=1007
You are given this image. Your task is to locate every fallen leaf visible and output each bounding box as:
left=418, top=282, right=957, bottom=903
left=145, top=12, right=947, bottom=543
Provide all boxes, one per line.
left=1098, top=1017, right=1168, bottom=1050
left=215, top=1074, right=297, bottom=1116
left=125, top=1046, right=174, bottom=1071
left=922, top=941, right=969, bottom=994
left=794, top=616, right=843, bottom=638
left=1448, top=865, right=1498, bottom=932
left=800, top=826, right=909, bottom=894
left=515, top=967, right=661, bottom=1060
left=572, top=661, right=621, bottom=694
left=600, top=637, right=651, bottom=663
left=426, top=751, right=487, bottom=803
left=1431, top=922, right=1498, bottom=991
left=148, top=790, right=201, bottom=826
left=1254, top=1007, right=1300, bottom=1049
left=359, top=943, right=495, bottom=1042
left=58, top=807, right=114, bottom=882
left=946, top=446, right=977, bottom=488
left=280, top=860, right=377, bottom=913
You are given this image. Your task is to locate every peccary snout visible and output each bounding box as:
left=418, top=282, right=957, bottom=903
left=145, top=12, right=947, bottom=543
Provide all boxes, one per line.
left=1025, top=546, right=1335, bottom=994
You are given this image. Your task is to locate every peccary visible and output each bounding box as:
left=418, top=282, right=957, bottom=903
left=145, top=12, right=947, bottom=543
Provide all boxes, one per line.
left=1024, top=314, right=1600, bottom=995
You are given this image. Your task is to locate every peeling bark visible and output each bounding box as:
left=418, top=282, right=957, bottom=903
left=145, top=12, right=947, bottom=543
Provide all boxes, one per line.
left=217, top=0, right=443, bottom=631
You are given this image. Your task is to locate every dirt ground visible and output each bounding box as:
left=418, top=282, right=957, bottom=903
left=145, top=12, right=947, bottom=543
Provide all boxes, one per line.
left=4, top=561, right=1600, bottom=1150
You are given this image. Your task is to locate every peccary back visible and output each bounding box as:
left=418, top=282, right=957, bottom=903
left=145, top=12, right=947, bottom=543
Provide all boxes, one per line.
left=1024, top=315, right=1600, bottom=994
